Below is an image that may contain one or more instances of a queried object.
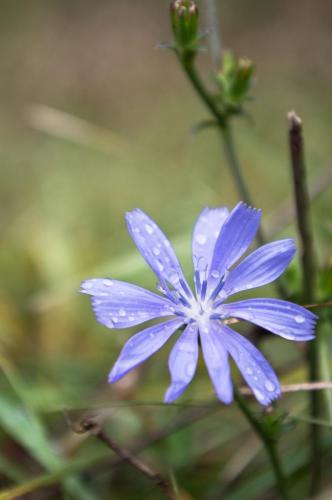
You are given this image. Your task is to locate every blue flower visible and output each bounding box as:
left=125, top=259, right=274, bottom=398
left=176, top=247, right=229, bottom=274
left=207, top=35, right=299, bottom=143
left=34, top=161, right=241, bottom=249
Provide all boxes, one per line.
left=81, top=202, right=317, bottom=406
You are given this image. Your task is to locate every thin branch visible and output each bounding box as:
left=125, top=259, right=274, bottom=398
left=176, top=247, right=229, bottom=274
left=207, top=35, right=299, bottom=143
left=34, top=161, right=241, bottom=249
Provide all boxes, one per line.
left=73, top=418, right=176, bottom=500
left=57, top=380, right=332, bottom=415
left=240, top=381, right=332, bottom=396
left=288, top=110, right=321, bottom=495
left=266, top=163, right=332, bottom=238
left=288, top=111, right=317, bottom=301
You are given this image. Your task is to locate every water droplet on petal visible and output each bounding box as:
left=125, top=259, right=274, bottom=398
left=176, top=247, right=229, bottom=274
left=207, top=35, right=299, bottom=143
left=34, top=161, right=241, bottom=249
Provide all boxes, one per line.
left=112, top=317, right=119, bottom=324
left=186, top=362, right=196, bottom=377
left=104, top=280, right=113, bottom=287
left=149, top=332, right=155, bottom=339
left=196, top=233, right=207, bottom=245
left=246, top=367, right=253, bottom=375
left=265, top=381, right=275, bottom=392
left=211, top=270, right=220, bottom=280
left=282, top=329, right=295, bottom=339
left=129, top=316, right=135, bottom=322
left=245, top=283, right=253, bottom=289
left=294, top=315, right=305, bottom=324
left=119, top=309, right=126, bottom=317
left=170, top=272, right=180, bottom=285
left=145, top=223, right=154, bottom=234
left=253, top=388, right=265, bottom=402
left=153, top=247, right=161, bottom=256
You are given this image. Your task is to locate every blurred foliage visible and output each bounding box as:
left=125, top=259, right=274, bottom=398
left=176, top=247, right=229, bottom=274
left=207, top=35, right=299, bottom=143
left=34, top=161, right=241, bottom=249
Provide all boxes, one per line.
left=0, top=0, right=331, bottom=498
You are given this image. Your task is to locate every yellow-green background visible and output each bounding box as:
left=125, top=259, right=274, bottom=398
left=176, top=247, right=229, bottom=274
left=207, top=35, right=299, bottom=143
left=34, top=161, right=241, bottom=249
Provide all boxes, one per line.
left=0, top=1, right=331, bottom=498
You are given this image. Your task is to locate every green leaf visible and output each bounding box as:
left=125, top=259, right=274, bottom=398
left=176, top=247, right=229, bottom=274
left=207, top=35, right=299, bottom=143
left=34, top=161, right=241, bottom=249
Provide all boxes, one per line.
left=0, top=361, right=97, bottom=500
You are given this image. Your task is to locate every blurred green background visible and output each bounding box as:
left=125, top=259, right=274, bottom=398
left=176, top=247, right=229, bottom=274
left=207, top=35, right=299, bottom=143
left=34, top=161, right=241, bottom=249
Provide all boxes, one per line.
left=0, top=0, right=331, bottom=498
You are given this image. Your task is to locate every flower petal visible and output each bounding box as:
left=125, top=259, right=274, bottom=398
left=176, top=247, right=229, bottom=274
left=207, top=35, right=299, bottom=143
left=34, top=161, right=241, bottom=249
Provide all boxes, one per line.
left=108, top=318, right=184, bottom=383
left=222, top=239, right=296, bottom=296
left=126, top=209, right=187, bottom=291
left=164, top=323, right=199, bottom=403
left=81, top=279, right=175, bottom=328
left=209, top=202, right=261, bottom=285
left=192, top=207, right=229, bottom=273
left=220, top=323, right=281, bottom=405
left=200, top=321, right=233, bottom=404
left=221, top=298, right=317, bottom=341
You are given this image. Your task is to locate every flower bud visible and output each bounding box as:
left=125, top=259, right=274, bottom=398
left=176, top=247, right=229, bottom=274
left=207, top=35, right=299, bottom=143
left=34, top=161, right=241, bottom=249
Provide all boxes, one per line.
left=232, top=57, right=254, bottom=100
left=170, top=0, right=199, bottom=55
left=216, top=52, right=255, bottom=115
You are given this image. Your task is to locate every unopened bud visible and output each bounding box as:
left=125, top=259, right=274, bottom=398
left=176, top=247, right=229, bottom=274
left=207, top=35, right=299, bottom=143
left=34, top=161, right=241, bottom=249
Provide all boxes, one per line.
left=170, top=0, right=199, bottom=55
left=232, top=57, right=254, bottom=100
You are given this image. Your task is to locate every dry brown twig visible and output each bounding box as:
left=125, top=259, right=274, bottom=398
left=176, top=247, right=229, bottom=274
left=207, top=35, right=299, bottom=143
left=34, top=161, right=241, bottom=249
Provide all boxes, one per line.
left=72, top=416, right=176, bottom=500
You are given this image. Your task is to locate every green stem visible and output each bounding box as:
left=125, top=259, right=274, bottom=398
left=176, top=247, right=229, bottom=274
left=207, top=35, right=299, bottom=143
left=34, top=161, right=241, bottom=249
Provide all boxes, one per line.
left=222, top=124, right=264, bottom=245
left=180, top=56, right=263, bottom=242
left=234, top=390, right=290, bottom=500
left=288, top=111, right=320, bottom=494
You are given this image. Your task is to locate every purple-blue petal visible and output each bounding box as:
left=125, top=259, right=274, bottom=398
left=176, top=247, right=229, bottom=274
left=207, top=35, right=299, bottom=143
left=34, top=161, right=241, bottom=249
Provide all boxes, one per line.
left=126, top=209, right=188, bottom=292
left=209, top=202, right=261, bottom=287
left=164, top=323, right=199, bottom=403
left=200, top=321, right=233, bottom=404
left=220, top=323, right=281, bottom=405
left=108, top=318, right=184, bottom=383
left=222, top=239, right=296, bottom=297
left=192, top=207, right=229, bottom=274
left=81, top=278, right=175, bottom=328
left=221, top=298, right=317, bottom=341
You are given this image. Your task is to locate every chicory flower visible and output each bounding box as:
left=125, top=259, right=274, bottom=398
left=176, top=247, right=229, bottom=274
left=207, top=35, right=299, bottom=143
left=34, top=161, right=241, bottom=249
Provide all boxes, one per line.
left=81, top=203, right=317, bottom=405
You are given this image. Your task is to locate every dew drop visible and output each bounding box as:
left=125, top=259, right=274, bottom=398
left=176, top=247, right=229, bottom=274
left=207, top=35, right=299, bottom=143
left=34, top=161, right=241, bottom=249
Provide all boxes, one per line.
left=283, top=329, right=295, bottom=339
left=186, top=362, right=196, bottom=377
left=170, top=272, right=180, bottom=285
left=149, top=332, right=155, bottom=339
left=157, top=261, right=164, bottom=272
left=128, top=316, right=135, bottom=322
left=104, top=280, right=113, bottom=287
left=211, top=270, right=220, bottom=280
left=196, top=233, right=207, bottom=245
left=294, top=315, right=305, bottom=324
left=118, top=309, right=126, bottom=317
left=112, top=317, right=119, bottom=324
left=265, top=381, right=275, bottom=392
left=253, top=388, right=265, bottom=402
left=153, top=247, right=161, bottom=256
left=145, top=223, right=154, bottom=234
left=246, top=367, right=254, bottom=375
left=245, top=283, right=253, bottom=289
